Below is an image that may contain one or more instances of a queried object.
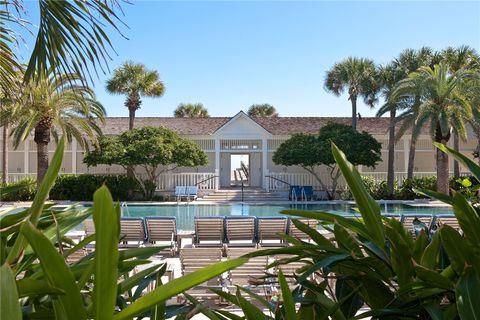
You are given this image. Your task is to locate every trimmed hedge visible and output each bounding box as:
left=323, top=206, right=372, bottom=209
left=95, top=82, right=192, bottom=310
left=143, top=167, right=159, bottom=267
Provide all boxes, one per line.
left=0, top=178, right=37, bottom=201
left=49, top=174, right=140, bottom=201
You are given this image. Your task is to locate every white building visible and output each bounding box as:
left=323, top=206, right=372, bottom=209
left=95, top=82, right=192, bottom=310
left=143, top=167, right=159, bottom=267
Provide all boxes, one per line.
left=1, top=111, right=477, bottom=191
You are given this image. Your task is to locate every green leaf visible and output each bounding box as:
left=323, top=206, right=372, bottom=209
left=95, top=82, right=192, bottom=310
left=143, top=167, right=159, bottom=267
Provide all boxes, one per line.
left=291, top=219, right=336, bottom=250
left=331, top=143, right=385, bottom=248
left=456, top=267, right=480, bottom=320
left=235, top=288, right=268, bottom=320
left=415, top=188, right=453, bottom=205
left=414, top=263, right=454, bottom=290
left=113, top=258, right=247, bottom=320
left=16, top=278, right=65, bottom=298
left=7, top=137, right=65, bottom=264
left=117, top=264, right=161, bottom=294
left=92, top=185, right=119, bottom=320
left=20, top=221, right=87, bottom=320
left=440, top=225, right=477, bottom=275
left=278, top=270, right=299, bottom=320
left=1, top=263, right=22, bottom=320
left=334, top=224, right=363, bottom=257
left=421, top=231, right=441, bottom=270
left=451, top=191, right=480, bottom=255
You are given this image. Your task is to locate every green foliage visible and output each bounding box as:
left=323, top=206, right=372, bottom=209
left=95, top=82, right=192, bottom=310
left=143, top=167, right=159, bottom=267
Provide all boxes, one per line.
left=200, top=143, right=480, bottom=319
left=84, top=126, right=208, bottom=198
left=1, top=138, right=244, bottom=319
left=50, top=174, right=139, bottom=201
left=247, top=104, right=279, bottom=117
left=174, top=103, right=209, bottom=118
left=0, top=178, right=36, bottom=201
left=273, top=123, right=381, bottom=199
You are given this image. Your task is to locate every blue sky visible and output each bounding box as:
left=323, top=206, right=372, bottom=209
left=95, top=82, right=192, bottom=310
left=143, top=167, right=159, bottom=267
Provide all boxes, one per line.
left=20, top=1, right=480, bottom=118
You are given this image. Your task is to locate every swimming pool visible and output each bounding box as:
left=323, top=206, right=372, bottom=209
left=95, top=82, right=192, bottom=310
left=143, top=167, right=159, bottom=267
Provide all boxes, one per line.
left=120, top=203, right=453, bottom=230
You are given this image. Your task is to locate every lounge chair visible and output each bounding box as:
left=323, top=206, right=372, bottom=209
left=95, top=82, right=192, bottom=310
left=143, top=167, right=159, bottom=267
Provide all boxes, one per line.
left=186, top=186, right=198, bottom=201
left=194, top=217, right=225, bottom=247
left=433, top=215, right=461, bottom=232
left=175, top=186, right=187, bottom=201
left=145, top=216, right=178, bottom=256
left=83, top=218, right=146, bottom=247
left=287, top=218, right=318, bottom=242
left=119, top=217, right=147, bottom=247
left=225, top=216, right=256, bottom=247
left=273, top=254, right=311, bottom=285
left=180, top=247, right=224, bottom=301
left=257, top=217, right=288, bottom=247
left=401, top=215, right=433, bottom=238
left=227, top=248, right=272, bottom=297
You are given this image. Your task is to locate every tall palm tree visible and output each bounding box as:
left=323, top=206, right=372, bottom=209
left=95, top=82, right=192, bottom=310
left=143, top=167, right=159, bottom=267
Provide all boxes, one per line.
left=174, top=103, right=209, bottom=118
left=391, top=47, right=441, bottom=180
left=325, top=57, right=378, bottom=130
left=3, top=72, right=106, bottom=185
left=247, top=104, right=279, bottom=117
left=442, top=46, right=480, bottom=177
left=106, top=61, right=164, bottom=130
left=391, top=63, right=474, bottom=194
left=375, top=64, right=404, bottom=196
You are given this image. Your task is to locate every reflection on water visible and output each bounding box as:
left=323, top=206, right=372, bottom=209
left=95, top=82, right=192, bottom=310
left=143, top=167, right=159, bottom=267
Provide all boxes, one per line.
left=121, top=203, right=453, bottom=231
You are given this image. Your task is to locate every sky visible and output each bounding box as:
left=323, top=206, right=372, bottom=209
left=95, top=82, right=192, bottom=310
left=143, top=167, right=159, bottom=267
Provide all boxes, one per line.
left=19, top=1, right=480, bottom=118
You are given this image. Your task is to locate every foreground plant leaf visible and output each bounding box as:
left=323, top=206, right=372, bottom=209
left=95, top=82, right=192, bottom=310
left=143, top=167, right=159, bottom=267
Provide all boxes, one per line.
left=113, top=257, right=247, bottom=320
left=331, top=143, right=385, bottom=249
left=92, top=185, right=119, bottom=320
left=1, top=263, right=22, bottom=320
left=456, top=268, right=480, bottom=320
left=20, top=220, right=87, bottom=319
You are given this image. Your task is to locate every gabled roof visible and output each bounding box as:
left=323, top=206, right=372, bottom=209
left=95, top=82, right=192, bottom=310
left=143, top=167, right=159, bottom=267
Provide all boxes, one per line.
left=101, top=116, right=413, bottom=136
left=213, top=111, right=271, bottom=135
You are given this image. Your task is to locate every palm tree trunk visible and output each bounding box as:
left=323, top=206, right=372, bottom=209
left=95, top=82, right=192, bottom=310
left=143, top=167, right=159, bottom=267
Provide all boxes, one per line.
left=407, top=137, right=416, bottom=180
left=436, top=142, right=449, bottom=195
left=350, top=95, right=357, bottom=130
left=387, top=108, right=396, bottom=196
left=453, top=131, right=460, bottom=178
left=34, top=124, right=51, bottom=186
left=128, top=108, right=135, bottom=130
left=2, top=124, right=8, bottom=185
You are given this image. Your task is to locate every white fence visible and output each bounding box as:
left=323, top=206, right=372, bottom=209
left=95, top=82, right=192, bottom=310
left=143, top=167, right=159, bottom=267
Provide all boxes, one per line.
left=156, top=173, right=217, bottom=191
left=4, top=172, right=218, bottom=191
left=265, top=171, right=469, bottom=191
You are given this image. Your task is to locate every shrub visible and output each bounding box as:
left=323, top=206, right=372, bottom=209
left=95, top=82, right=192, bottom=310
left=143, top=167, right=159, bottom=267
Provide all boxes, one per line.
left=396, top=175, right=437, bottom=199
left=49, top=174, right=140, bottom=201
left=0, top=178, right=36, bottom=201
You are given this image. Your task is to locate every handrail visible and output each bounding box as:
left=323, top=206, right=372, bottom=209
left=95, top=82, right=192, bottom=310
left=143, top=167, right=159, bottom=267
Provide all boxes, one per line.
left=194, top=175, right=219, bottom=187
left=265, top=175, right=291, bottom=187
left=240, top=161, right=249, bottom=179
left=291, top=187, right=297, bottom=202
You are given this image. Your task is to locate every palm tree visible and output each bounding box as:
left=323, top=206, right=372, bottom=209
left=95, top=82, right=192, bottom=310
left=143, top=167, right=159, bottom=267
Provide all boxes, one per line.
left=442, top=46, right=480, bottom=177
left=247, top=104, right=279, bottom=117
left=390, top=48, right=441, bottom=180
left=325, top=57, right=378, bottom=130
left=4, top=72, right=106, bottom=185
left=2, top=1, right=124, bottom=88
left=391, top=63, right=474, bottom=194
left=174, top=103, right=209, bottom=118
left=106, top=61, right=164, bottom=129
left=376, top=64, right=404, bottom=196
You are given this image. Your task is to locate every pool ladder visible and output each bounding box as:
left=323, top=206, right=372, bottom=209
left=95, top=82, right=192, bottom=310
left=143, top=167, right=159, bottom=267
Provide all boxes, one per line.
left=121, top=202, right=131, bottom=216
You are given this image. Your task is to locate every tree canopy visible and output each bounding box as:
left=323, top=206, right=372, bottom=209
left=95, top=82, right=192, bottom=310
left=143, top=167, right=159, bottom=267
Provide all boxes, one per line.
left=273, top=123, right=381, bottom=198
left=174, top=103, right=209, bottom=118
left=84, top=127, right=208, bottom=197
left=247, top=104, right=279, bottom=117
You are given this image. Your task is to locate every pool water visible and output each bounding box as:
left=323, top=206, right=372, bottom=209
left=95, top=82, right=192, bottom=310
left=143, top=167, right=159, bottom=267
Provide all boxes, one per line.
left=121, top=203, right=453, bottom=231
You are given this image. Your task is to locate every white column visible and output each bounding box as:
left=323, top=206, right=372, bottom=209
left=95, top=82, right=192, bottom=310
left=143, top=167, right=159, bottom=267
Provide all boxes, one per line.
left=71, top=140, right=77, bottom=174
left=24, top=139, right=29, bottom=174
left=403, top=136, right=409, bottom=173
left=262, top=138, right=268, bottom=189
left=214, top=138, right=220, bottom=191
